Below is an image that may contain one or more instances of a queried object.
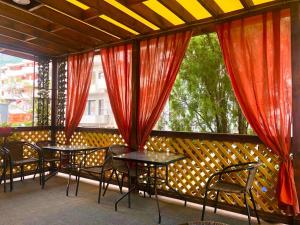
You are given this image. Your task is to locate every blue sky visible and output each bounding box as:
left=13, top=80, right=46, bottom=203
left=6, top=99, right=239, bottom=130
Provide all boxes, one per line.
left=0, top=53, right=23, bottom=67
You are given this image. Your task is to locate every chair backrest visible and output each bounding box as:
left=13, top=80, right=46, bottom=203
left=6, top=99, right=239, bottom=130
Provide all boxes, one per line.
left=4, top=141, right=25, bottom=161
left=245, top=162, right=262, bottom=191
left=107, top=145, right=131, bottom=170
left=35, top=140, right=55, bottom=159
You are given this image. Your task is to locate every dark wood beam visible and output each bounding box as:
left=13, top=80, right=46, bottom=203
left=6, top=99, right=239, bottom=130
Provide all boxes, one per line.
left=0, top=34, right=59, bottom=56
left=197, top=0, right=223, bottom=17
left=36, top=0, right=135, bottom=39
left=0, top=3, right=86, bottom=51
left=0, top=26, right=69, bottom=53
left=239, top=0, right=254, bottom=9
left=159, top=0, right=197, bottom=22
left=0, top=40, right=48, bottom=57
left=119, top=0, right=145, bottom=5
left=291, top=2, right=300, bottom=224
left=32, top=6, right=116, bottom=43
left=126, top=2, right=173, bottom=28
left=0, top=49, right=35, bottom=61
left=79, top=0, right=153, bottom=33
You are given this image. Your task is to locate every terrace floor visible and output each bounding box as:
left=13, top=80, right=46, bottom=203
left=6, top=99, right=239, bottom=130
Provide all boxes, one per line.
left=0, top=175, right=283, bottom=225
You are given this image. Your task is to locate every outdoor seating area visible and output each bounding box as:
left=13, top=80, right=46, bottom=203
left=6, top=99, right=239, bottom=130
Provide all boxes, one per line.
left=0, top=0, right=300, bottom=224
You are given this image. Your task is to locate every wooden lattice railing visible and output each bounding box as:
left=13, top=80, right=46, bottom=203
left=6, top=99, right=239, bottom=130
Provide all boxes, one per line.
left=0, top=127, right=287, bottom=222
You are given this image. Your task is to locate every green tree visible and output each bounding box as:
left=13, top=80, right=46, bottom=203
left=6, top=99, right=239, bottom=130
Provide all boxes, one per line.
left=159, top=34, right=249, bottom=134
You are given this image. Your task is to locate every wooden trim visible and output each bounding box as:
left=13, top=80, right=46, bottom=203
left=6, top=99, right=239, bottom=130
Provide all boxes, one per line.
left=12, top=126, right=51, bottom=131
left=0, top=49, right=34, bottom=61
left=70, top=127, right=263, bottom=144
left=291, top=2, right=300, bottom=224
left=239, top=0, right=254, bottom=9
left=197, top=0, right=223, bottom=17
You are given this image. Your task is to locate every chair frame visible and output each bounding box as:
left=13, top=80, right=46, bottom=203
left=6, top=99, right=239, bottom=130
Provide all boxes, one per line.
left=75, top=147, right=114, bottom=203
left=201, top=162, right=262, bottom=225
left=2, top=141, right=42, bottom=192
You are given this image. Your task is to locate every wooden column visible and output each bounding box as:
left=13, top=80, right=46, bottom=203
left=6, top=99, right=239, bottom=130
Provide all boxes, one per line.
left=51, top=57, right=58, bottom=144
left=130, top=41, right=140, bottom=150
left=291, top=2, right=300, bottom=224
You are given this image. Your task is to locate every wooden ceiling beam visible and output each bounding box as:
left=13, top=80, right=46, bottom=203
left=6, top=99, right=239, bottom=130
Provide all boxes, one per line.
left=126, top=2, right=174, bottom=28
left=159, top=0, right=197, bottom=23
left=0, top=2, right=87, bottom=51
left=0, top=49, right=35, bottom=61
left=197, top=0, right=223, bottom=17
left=239, top=0, right=254, bottom=9
left=36, top=0, right=135, bottom=39
left=0, top=26, right=70, bottom=53
left=79, top=0, right=153, bottom=33
left=0, top=35, right=57, bottom=56
left=32, top=5, right=116, bottom=43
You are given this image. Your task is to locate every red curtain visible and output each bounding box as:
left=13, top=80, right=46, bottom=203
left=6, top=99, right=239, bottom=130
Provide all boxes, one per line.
left=100, top=44, right=132, bottom=145
left=65, top=51, right=94, bottom=143
left=137, top=31, right=192, bottom=149
left=217, top=9, right=299, bottom=215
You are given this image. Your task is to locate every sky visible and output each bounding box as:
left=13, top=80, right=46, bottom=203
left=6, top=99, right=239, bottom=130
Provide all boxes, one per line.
left=0, top=53, right=23, bottom=67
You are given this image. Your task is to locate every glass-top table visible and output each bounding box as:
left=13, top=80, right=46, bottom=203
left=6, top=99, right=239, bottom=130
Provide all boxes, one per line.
left=113, top=151, right=187, bottom=224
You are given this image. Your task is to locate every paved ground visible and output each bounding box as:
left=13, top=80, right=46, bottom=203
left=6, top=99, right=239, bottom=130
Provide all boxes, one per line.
left=0, top=175, right=283, bottom=225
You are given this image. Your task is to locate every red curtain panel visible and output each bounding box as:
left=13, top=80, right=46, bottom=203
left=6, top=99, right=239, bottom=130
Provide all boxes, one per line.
left=137, top=31, right=192, bottom=149
left=217, top=9, right=299, bottom=215
left=100, top=44, right=132, bottom=145
left=65, top=51, right=94, bottom=144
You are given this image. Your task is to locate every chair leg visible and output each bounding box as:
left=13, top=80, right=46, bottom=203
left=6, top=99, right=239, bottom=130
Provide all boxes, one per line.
left=201, top=189, right=208, bottom=221
left=98, top=172, right=104, bottom=204
left=20, top=165, right=24, bottom=181
left=9, top=164, right=13, bottom=192
left=244, top=193, right=252, bottom=225
left=103, top=171, right=114, bottom=197
left=33, top=164, right=39, bottom=180
left=214, top=190, right=219, bottom=213
left=115, top=170, right=123, bottom=194
left=249, top=190, right=260, bottom=224
left=75, top=170, right=81, bottom=196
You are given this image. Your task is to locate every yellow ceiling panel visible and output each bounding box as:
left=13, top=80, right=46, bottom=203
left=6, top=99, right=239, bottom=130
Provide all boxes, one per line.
left=104, top=0, right=159, bottom=30
left=214, top=0, right=243, bottom=13
left=252, top=0, right=274, bottom=4
left=99, top=15, right=140, bottom=35
left=143, top=0, right=185, bottom=25
left=176, top=0, right=211, bottom=20
left=66, top=0, right=89, bottom=10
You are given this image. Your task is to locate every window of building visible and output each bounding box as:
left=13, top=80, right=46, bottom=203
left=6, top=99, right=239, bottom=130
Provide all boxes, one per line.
left=0, top=53, right=35, bottom=127
left=79, top=55, right=116, bottom=128
left=87, top=100, right=96, bottom=115
left=99, top=99, right=104, bottom=115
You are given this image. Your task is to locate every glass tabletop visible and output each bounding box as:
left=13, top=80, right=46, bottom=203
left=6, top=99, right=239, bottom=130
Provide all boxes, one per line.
left=113, top=151, right=186, bottom=165
left=42, top=145, right=99, bottom=152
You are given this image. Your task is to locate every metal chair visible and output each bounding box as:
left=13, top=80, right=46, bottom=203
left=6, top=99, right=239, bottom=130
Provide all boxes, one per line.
left=3, top=141, right=42, bottom=191
left=34, top=140, right=61, bottom=188
left=0, top=147, right=8, bottom=192
left=75, top=147, right=113, bottom=203
left=201, top=162, right=262, bottom=225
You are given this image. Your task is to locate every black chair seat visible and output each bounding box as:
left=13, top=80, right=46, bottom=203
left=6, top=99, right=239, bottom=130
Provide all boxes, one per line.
left=81, top=165, right=112, bottom=174
left=13, top=157, right=39, bottom=166
left=209, top=182, right=245, bottom=193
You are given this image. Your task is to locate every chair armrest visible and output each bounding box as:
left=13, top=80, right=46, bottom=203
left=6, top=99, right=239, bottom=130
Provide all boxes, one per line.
left=205, top=167, right=251, bottom=190
left=222, top=162, right=258, bottom=173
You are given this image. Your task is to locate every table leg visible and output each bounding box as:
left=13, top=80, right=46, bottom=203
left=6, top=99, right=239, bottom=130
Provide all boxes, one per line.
left=66, top=151, right=73, bottom=196
left=153, top=165, right=161, bottom=224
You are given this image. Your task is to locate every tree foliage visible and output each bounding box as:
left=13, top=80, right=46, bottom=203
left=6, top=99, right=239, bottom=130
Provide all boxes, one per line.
left=158, top=34, right=249, bottom=134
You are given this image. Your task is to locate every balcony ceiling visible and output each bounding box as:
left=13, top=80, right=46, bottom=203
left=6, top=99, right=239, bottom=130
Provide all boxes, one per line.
left=0, top=0, right=297, bottom=58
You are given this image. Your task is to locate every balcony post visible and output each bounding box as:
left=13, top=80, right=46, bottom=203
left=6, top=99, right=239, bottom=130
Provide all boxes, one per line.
left=291, top=2, right=300, bottom=224
left=130, top=40, right=140, bottom=150
left=51, top=57, right=58, bottom=144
